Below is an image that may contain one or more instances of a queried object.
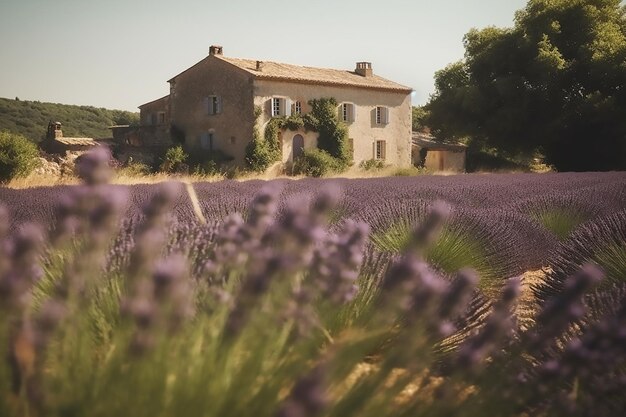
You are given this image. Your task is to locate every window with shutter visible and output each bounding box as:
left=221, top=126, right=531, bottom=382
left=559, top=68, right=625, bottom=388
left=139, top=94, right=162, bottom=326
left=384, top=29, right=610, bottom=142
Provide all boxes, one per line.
left=341, top=103, right=356, bottom=123
left=271, top=97, right=281, bottom=117
left=375, top=107, right=389, bottom=125
left=375, top=140, right=386, bottom=160
left=206, top=96, right=221, bottom=115
left=293, top=101, right=302, bottom=115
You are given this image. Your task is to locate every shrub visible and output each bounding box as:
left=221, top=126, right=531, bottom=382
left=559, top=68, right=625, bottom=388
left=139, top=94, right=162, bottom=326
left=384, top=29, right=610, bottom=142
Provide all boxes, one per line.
left=531, top=208, right=588, bottom=240
left=245, top=139, right=278, bottom=173
left=359, top=158, right=385, bottom=171
left=119, top=161, right=152, bottom=177
left=293, top=148, right=342, bottom=177
left=159, top=145, right=188, bottom=173
left=0, top=131, right=40, bottom=183
left=392, top=166, right=427, bottom=176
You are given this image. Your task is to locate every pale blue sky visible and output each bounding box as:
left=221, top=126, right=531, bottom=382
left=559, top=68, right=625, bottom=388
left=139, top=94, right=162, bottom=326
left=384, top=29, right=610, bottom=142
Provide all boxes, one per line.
left=0, top=0, right=528, bottom=112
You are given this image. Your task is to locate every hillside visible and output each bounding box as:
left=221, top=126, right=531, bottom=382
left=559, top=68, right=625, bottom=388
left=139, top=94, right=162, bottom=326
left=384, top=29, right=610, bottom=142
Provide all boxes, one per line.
left=0, top=97, right=139, bottom=142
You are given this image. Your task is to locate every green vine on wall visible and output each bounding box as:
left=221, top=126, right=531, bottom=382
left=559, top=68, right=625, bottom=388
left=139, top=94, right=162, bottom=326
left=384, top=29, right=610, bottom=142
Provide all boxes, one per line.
left=245, top=98, right=350, bottom=173
left=307, top=98, right=350, bottom=166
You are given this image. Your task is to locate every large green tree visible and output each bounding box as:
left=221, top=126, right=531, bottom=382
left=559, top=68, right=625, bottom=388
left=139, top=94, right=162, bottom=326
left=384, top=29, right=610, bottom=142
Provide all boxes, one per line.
left=427, top=0, right=626, bottom=171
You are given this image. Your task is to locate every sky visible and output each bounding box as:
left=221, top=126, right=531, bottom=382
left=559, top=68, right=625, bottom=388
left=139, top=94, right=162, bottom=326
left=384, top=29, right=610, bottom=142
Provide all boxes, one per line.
left=0, top=0, right=528, bottom=112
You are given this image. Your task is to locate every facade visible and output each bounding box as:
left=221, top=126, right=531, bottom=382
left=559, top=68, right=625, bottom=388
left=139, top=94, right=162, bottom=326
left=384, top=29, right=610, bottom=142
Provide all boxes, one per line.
left=139, top=45, right=413, bottom=168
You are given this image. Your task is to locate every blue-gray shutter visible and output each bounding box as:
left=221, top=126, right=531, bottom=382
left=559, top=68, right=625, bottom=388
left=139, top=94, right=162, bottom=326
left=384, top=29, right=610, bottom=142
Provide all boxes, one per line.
left=204, top=97, right=210, bottom=115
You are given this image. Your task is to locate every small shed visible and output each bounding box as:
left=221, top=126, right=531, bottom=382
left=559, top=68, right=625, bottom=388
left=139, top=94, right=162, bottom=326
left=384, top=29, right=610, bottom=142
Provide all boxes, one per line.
left=412, top=133, right=467, bottom=172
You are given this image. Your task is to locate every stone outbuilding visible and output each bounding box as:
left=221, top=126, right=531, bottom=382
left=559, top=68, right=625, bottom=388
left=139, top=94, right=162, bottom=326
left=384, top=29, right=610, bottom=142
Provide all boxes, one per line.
left=138, top=45, right=414, bottom=169
left=41, top=121, right=104, bottom=154
left=412, top=132, right=467, bottom=172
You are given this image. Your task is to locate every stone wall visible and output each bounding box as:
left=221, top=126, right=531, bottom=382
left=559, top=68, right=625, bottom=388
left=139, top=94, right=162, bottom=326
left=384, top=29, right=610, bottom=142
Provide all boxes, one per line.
left=168, top=56, right=255, bottom=165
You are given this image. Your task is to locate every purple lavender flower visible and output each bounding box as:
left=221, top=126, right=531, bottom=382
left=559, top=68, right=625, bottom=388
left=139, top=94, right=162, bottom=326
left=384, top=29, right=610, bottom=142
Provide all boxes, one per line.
left=75, top=146, right=113, bottom=185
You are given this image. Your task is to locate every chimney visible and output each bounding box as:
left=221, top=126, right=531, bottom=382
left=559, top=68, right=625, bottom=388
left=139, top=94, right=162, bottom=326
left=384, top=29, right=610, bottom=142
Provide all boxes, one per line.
left=209, top=45, right=223, bottom=56
left=256, top=60, right=264, bottom=71
left=355, top=62, right=373, bottom=77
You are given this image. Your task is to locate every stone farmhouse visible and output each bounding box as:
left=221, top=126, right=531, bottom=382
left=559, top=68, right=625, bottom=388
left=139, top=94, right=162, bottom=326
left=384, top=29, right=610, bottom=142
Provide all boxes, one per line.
left=138, top=45, right=413, bottom=168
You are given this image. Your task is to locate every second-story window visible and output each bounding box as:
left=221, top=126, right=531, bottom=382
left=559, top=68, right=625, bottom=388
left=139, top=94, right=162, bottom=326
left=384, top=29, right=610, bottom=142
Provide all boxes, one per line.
left=158, top=112, right=166, bottom=125
left=206, top=95, right=222, bottom=115
left=293, top=101, right=302, bottom=115
left=375, top=106, right=389, bottom=125
left=341, top=103, right=356, bottom=123
left=271, top=97, right=292, bottom=117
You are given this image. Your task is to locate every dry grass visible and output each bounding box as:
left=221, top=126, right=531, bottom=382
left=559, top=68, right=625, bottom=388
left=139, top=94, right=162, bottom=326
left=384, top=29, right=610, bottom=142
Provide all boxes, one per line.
left=6, top=164, right=445, bottom=189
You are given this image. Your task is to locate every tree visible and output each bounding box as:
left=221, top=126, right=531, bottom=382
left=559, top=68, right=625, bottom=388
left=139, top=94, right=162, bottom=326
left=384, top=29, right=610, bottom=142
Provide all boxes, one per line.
left=411, top=106, right=430, bottom=132
left=426, top=0, right=626, bottom=171
left=0, top=131, right=40, bottom=182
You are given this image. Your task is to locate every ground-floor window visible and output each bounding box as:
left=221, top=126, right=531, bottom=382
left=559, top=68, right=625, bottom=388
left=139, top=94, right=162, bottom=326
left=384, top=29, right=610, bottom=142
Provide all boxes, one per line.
left=375, top=140, right=386, bottom=160
left=348, top=138, right=354, bottom=158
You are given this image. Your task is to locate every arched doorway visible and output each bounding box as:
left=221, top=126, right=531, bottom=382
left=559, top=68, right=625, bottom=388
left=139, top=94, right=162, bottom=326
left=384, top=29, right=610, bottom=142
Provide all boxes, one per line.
left=292, top=134, right=305, bottom=160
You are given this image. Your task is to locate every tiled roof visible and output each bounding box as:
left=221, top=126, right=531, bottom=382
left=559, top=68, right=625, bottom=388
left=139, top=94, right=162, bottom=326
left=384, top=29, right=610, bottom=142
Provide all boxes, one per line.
left=218, top=56, right=412, bottom=93
left=412, top=133, right=467, bottom=151
left=54, top=137, right=100, bottom=146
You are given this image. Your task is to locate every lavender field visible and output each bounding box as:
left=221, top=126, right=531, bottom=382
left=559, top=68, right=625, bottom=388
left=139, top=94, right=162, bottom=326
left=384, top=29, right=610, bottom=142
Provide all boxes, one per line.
left=1, top=154, right=625, bottom=417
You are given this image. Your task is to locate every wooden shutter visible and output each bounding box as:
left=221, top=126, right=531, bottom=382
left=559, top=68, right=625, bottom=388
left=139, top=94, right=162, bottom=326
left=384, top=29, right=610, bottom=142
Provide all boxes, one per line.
left=285, top=98, right=292, bottom=117
left=204, top=97, right=210, bottom=115
left=382, top=141, right=387, bottom=159
left=350, top=104, right=356, bottom=122
left=383, top=107, right=389, bottom=124
left=216, top=96, right=223, bottom=114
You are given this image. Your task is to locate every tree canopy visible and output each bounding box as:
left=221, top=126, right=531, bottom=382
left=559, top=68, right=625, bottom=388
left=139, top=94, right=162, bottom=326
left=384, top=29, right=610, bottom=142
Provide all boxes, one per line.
left=426, top=0, right=626, bottom=171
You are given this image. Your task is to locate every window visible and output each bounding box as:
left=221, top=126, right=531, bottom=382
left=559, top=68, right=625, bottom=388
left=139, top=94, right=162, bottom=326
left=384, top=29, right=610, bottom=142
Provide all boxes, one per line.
left=375, top=140, right=387, bottom=160
left=158, top=112, right=166, bottom=125
left=205, top=96, right=222, bottom=115
left=293, top=101, right=302, bottom=115
left=270, top=97, right=292, bottom=117
left=201, top=131, right=214, bottom=150
left=341, top=103, right=356, bottom=123
left=375, top=106, right=389, bottom=125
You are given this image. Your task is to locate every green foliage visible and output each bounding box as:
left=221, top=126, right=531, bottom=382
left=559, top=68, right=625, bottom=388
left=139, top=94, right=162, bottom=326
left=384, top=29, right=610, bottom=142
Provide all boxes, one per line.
left=293, top=148, right=342, bottom=177
left=370, top=221, right=499, bottom=295
left=0, top=97, right=139, bottom=142
left=391, top=166, right=425, bottom=176
left=307, top=98, right=350, bottom=166
left=187, top=149, right=234, bottom=175
left=359, top=159, right=385, bottom=171
left=426, top=0, right=626, bottom=171
left=411, top=106, right=430, bottom=132
left=532, top=208, right=588, bottom=240
left=594, top=243, right=626, bottom=284
left=245, top=108, right=281, bottom=173
left=245, top=100, right=349, bottom=175
left=0, top=131, right=40, bottom=182
left=118, top=161, right=152, bottom=177
left=160, top=145, right=188, bottom=173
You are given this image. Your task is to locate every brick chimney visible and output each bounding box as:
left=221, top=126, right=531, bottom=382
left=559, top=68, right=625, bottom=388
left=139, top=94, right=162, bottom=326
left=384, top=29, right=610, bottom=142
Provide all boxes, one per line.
left=355, top=62, right=373, bottom=77
left=209, top=45, right=223, bottom=56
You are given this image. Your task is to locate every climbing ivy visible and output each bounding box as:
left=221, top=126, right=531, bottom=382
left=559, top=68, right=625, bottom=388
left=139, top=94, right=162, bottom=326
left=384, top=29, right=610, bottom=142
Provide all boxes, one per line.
left=245, top=106, right=279, bottom=172
left=307, top=98, right=349, bottom=166
left=245, top=98, right=350, bottom=173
